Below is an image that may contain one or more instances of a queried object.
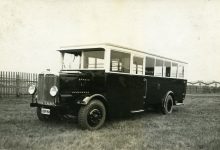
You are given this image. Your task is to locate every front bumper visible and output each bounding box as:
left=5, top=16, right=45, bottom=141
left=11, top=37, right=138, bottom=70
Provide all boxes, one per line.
left=30, top=103, right=63, bottom=108
left=30, top=102, right=80, bottom=116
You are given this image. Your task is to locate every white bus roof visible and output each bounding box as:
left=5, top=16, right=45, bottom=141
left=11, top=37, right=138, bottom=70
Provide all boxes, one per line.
left=58, top=43, right=187, bottom=64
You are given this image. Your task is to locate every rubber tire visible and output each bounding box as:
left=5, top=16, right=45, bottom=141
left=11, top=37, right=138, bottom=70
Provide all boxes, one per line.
left=161, top=95, right=173, bottom=114
left=78, top=100, right=106, bottom=130
left=37, top=107, right=50, bottom=121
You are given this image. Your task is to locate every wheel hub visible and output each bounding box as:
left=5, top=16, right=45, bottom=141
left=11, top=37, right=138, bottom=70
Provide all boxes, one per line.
left=88, top=108, right=102, bottom=126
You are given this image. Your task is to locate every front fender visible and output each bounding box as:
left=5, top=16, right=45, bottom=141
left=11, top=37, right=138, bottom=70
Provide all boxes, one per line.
left=77, top=94, right=107, bottom=105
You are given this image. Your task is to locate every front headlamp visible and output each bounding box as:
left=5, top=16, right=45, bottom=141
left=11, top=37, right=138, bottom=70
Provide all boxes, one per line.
left=28, top=85, right=36, bottom=95
left=50, top=86, right=58, bottom=97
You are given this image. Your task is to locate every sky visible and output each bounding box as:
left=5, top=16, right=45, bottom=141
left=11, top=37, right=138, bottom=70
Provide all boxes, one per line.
left=0, top=0, right=220, bottom=81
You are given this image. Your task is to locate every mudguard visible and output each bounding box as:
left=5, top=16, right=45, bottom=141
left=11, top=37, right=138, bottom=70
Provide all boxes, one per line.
left=77, top=94, right=108, bottom=105
left=162, top=91, right=174, bottom=107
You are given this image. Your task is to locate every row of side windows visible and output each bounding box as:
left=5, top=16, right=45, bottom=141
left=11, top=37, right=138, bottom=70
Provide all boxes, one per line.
left=145, top=56, right=184, bottom=78
left=110, top=50, right=184, bottom=78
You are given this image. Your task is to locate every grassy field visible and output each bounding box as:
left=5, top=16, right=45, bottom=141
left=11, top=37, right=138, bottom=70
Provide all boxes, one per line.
left=0, top=95, right=219, bottom=150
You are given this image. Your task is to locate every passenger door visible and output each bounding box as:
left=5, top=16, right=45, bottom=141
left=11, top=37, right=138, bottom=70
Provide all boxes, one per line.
left=129, top=76, right=146, bottom=111
left=129, top=56, right=146, bottom=110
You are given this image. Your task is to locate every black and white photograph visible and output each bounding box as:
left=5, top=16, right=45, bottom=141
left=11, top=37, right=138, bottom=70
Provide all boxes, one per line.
left=0, top=0, right=220, bottom=149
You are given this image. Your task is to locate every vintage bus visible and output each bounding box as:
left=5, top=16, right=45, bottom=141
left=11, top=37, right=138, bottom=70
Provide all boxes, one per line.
left=29, top=43, right=187, bottom=130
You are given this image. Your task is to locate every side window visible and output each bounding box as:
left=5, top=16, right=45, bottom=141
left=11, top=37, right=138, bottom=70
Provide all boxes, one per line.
left=110, top=50, right=130, bottom=73
left=178, top=65, right=184, bottom=78
left=145, top=57, right=155, bottom=75
left=171, top=63, right=178, bottom=78
left=83, top=51, right=104, bottom=69
left=164, top=61, right=171, bottom=77
left=133, top=56, right=143, bottom=75
left=154, top=59, right=163, bottom=77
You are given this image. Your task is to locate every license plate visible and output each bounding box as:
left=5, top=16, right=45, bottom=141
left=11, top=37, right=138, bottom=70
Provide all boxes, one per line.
left=41, top=108, right=50, bottom=115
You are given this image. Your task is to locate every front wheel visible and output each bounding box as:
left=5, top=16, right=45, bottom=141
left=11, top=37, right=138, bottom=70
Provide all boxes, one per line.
left=78, top=100, right=106, bottom=130
left=161, top=95, right=173, bottom=114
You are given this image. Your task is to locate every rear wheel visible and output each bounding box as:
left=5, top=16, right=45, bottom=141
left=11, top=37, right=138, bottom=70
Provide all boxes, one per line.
left=161, top=95, right=173, bottom=114
left=78, top=100, right=106, bottom=130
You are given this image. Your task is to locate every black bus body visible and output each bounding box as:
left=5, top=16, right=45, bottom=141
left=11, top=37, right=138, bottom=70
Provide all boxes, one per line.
left=29, top=43, right=187, bottom=130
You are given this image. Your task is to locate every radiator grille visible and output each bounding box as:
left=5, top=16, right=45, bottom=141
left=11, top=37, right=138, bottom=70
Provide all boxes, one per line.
left=37, top=74, right=58, bottom=105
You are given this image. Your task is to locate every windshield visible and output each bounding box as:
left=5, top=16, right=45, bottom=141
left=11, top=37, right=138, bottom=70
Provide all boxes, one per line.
left=61, top=50, right=105, bottom=70
left=62, top=53, right=81, bottom=70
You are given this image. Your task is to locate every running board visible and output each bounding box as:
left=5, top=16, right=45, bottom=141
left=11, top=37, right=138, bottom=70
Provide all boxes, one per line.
left=130, top=109, right=145, bottom=113
left=175, top=103, right=184, bottom=106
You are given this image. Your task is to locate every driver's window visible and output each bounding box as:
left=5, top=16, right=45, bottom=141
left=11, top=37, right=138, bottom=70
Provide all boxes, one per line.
left=83, top=51, right=104, bottom=69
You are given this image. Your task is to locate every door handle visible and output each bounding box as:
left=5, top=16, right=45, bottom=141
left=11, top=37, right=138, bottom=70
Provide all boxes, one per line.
left=143, top=78, right=147, bottom=99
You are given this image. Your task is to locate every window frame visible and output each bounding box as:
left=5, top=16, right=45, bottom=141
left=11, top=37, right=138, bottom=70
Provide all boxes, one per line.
left=109, top=49, right=131, bottom=74
left=171, top=62, right=178, bottom=78
left=154, top=58, right=164, bottom=77
left=145, top=55, right=156, bottom=76
left=163, top=60, right=171, bottom=77
left=61, top=52, right=82, bottom=70
left=82, top=50, right=105, bottom=69
left=177, top=64, right=184, bottom=78
left=132, top=55, right=144, bottom=75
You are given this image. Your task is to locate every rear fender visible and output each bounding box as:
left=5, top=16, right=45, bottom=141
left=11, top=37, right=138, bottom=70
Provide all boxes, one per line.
left=162, top=91, right=174, bottom=107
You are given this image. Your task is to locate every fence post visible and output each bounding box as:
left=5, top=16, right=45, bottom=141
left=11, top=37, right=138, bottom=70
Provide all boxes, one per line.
left=0, top=71, right=2, bottom=98
left=16, top=73, right=20, bottom=97
left=214, top=83, right=217, bottom=93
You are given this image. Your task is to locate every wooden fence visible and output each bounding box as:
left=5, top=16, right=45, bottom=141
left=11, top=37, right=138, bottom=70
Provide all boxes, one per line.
left=186, top=85, right=220, bottom=94
left=186, top=81, right=220, bottom=94
left=0, top=71, right=220, bottom=97
left=0, top=71, right=38, bottom=97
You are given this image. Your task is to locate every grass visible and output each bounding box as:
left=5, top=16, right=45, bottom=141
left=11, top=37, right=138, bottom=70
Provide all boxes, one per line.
left=0, top=95, right=219, bottom=150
